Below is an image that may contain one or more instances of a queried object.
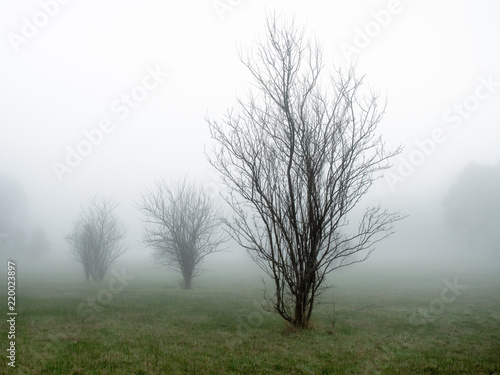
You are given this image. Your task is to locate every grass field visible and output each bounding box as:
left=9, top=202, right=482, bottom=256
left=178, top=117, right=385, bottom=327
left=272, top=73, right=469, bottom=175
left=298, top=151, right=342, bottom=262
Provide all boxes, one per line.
left=1, top=266, right=499, bottom=374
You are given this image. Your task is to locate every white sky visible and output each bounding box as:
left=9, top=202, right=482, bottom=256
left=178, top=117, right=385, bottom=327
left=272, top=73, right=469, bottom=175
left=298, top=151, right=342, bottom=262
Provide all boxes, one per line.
left=1, top=0, right=499, bottom=266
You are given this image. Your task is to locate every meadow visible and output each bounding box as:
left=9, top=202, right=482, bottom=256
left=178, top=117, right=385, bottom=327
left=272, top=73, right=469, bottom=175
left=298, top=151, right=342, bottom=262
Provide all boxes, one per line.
left=1, top=265, right=499, bottom=374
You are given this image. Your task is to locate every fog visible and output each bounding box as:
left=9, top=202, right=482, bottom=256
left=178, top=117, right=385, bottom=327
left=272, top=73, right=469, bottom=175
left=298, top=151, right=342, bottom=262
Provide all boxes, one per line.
left=1, top=0, right=499, bottom=283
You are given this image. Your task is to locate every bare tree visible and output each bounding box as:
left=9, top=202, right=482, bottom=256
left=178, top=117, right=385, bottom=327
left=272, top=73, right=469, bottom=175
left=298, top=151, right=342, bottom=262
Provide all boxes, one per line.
left=66, top=196, right=126, bottom=281
left=138, top=178, right=225, bottom=289
left=443, top=162, right=500, bottom=255
left=0, top=174, right=27, bottom=254
left=27, top=226, right=51, bottom=257
left=207, top=15, right=405, bottom=328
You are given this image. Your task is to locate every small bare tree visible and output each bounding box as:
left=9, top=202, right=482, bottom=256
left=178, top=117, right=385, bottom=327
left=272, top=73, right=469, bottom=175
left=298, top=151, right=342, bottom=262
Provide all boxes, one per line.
left=207, top=15, right=405, bottom=328
left=66, top=196, right=126, bottom=281
left=138, top=179, right=225, bottom=289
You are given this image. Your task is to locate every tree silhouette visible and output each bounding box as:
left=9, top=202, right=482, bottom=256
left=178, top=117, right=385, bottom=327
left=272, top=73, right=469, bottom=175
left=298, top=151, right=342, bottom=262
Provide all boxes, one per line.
left=207, top=15, right=404, bottom=328
left=443, top=163, right=500, bottom=255
left=138, top=178, right=225, bottom=289
left=66, top=196, right=127, bottom=281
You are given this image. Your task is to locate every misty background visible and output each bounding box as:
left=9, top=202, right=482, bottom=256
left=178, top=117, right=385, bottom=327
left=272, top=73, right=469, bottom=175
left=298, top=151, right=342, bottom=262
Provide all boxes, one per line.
left=1, top=0, right=499, bottom=281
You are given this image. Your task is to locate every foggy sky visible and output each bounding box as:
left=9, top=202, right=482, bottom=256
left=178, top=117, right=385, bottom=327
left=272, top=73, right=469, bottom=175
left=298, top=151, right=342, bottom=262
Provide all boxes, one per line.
left=1, top=0, right=499, bottom=275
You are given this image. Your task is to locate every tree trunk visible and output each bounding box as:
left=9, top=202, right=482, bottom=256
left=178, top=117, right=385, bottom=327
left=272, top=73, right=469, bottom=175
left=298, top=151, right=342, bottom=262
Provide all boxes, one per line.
left=182, top=264, right=194, bottom=289
left=293, top=292, right=308, bottom=328
left=183, top=277, right=192, bottom=289
left=183, top=269, right=192, bottom=289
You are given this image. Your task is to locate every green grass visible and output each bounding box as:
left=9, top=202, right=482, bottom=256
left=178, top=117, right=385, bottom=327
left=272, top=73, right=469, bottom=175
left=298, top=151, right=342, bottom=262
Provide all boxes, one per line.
left=1, top=268, right=499, bottom=374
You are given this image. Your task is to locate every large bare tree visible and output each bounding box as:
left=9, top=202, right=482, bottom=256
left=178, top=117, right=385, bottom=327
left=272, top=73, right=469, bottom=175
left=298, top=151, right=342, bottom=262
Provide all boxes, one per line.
left=66, top=196, right=126, bottom=281
left=138, top=179, right=225, bottom=289
left=207, top=15, right=405, bottom=328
